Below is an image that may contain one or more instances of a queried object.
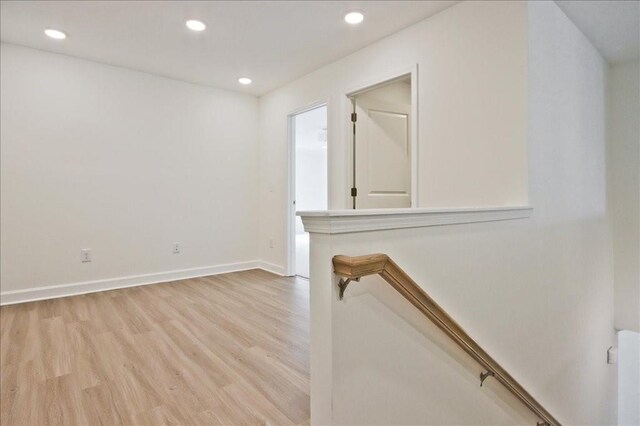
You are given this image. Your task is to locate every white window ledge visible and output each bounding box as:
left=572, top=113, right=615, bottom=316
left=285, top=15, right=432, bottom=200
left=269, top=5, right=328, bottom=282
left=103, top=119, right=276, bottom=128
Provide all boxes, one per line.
left=298, top=206, right=533, bottom=234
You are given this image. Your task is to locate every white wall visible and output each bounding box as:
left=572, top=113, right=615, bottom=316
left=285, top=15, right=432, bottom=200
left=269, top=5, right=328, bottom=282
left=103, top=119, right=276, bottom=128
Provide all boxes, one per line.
left=258, top=0, right=529, bottom=273
left=0, top=43, right=260, bottom=299
left=618, top=330, right=640, bottom=426
left=354, top=79, right=411, bottom=105
left=303, top=1, right=616, bottom=424
left=608, top=60, right=640, bottom=332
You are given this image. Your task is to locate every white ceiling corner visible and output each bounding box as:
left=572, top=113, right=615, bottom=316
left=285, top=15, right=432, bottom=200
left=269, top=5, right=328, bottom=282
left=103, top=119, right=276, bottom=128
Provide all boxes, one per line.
left=556, top=0, right=640, bottom=64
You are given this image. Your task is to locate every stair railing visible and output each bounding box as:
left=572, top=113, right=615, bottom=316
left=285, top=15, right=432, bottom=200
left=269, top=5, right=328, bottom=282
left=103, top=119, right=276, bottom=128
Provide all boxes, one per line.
left=333, top=253, right=561, bottom=426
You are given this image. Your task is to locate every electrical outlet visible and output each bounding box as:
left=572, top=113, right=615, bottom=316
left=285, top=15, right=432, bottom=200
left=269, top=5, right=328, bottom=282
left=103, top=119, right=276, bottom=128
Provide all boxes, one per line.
left=173, top=242, right=181, bottom=254
left=269, top=239, right=274, bottom=249
left=80, top=249, right=92, bottom=263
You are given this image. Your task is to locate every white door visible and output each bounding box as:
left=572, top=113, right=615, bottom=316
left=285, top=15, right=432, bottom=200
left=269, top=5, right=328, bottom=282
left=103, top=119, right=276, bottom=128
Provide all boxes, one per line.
left=354, top=98, right=411, bottom=209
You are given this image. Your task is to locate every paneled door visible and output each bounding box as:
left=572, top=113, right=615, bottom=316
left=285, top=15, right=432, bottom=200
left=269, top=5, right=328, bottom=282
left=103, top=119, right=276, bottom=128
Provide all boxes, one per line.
left=354, top=98, right=411, bottom=209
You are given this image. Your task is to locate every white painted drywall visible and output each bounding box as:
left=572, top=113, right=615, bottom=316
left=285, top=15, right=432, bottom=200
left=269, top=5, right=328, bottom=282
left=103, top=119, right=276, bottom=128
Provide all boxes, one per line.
left=608, top=59, right=640, bottom=332
left=302, top=1, right=616, bottom=424
left=258, top=0, right=529, bottom=272
left=618, top=330, right=640, bottom=426
left=0, top=43, right=259, bottom=296
left=354, top=79, right=411, bottom=105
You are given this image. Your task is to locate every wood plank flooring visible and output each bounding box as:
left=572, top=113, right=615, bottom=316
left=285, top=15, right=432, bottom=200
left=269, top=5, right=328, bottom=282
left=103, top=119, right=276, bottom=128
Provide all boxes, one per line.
left=0, top=269, right=310, bottom=425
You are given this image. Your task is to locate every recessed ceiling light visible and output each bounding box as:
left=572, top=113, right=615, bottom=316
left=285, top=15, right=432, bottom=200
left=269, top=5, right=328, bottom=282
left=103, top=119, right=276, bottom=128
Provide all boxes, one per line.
left=238, top=77, right=252, bottom=85
left=344, top=11, right=364, bottom=25
left=186, top=20, right=206, bottom=31
left=44, top=29, right=66, bottom=40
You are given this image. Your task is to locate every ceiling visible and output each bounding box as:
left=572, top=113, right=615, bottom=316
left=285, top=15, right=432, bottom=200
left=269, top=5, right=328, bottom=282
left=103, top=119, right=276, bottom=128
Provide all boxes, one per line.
left=557, top=0, right=639, bottom=64
left=0, top=1, right=458, bottom=96
left=2, top=1, right=637, bottom=96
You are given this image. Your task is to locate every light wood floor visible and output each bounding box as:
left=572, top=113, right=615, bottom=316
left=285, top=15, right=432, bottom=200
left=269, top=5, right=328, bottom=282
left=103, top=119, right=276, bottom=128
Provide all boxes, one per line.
left=0, top=270, right=310, bottom=425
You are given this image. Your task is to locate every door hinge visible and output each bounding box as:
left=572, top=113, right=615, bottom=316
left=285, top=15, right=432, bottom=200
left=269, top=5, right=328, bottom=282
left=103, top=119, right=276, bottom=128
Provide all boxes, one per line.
left=351, top=112, right=357, bottom=122
left=351, top=187, right=358, bottom=197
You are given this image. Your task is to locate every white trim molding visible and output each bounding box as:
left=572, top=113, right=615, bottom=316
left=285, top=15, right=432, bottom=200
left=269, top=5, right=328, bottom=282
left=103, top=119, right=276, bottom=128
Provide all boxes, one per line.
left=299, top=206, right=533, bottom=234
left=0, top=260, right=285, bottom=306
left=258, top=261, right=287, bottom=276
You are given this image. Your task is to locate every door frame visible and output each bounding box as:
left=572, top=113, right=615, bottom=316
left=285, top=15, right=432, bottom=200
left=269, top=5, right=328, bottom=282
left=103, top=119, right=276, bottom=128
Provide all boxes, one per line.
left=344, top=64, right=419, bottom=209
left=286, top=101, right=329, bottom=277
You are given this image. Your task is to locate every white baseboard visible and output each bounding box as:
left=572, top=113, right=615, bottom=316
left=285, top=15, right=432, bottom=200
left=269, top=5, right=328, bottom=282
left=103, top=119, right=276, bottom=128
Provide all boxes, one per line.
left=258, top=261, right=287, bottom=276
left=0, top=260, right=287, bottom=306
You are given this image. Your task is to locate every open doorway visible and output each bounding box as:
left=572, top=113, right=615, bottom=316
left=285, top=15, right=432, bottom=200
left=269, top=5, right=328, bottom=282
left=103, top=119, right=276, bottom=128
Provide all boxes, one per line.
left=289, top=105, right=328, bottom=278
left=348, top=72, right=416, bottom=209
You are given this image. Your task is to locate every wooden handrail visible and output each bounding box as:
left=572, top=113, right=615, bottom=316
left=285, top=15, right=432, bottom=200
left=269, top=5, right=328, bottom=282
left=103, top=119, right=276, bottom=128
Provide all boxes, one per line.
left=333, top=254, right=561, bottom=426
